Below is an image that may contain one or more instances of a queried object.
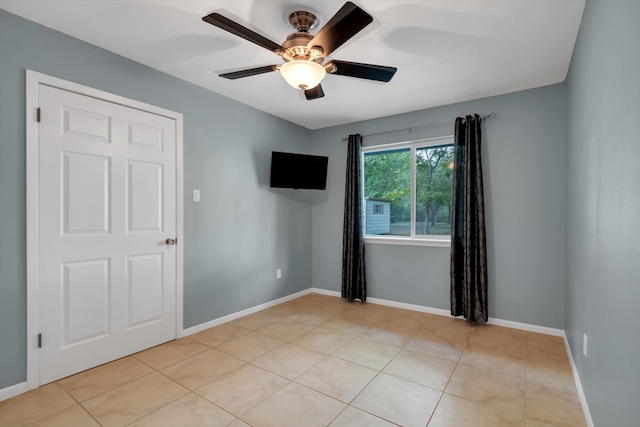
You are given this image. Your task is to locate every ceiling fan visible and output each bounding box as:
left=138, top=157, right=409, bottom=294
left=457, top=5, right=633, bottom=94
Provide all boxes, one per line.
left=202, top=1, right=397, bottom=100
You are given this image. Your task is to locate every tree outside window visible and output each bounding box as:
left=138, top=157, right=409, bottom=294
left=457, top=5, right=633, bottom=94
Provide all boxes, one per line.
left=363, top=137, right=453, bottom=239
left=415, top=145, right=454, bottom=236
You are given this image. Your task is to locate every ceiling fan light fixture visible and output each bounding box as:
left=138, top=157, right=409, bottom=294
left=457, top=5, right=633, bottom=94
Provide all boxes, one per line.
left=280, top=60, right=326, bottom=90
left=203, top=2, right=396, bottom=100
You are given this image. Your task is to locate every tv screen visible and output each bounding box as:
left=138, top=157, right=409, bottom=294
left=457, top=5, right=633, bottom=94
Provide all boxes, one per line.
left=270, top=151, right=328, bottom=190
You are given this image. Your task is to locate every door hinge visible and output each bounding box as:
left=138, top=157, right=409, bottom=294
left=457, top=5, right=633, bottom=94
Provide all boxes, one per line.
left=36, top=107, right=41, bottom=123
left=38, top=333, right=42, bottom=348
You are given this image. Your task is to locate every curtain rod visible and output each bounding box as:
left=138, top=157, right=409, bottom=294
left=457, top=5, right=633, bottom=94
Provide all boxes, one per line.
left=341, top=113, right=497, bottom=142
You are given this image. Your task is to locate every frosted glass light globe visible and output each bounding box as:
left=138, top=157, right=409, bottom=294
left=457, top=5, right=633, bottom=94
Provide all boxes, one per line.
left=280, top=60, right=326, bottom=90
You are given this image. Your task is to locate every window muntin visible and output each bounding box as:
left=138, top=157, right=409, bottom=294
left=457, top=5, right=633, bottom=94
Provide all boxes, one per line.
left=363, top=137, right=454, bottom=242
left=372, top=204, right=385, bottom=215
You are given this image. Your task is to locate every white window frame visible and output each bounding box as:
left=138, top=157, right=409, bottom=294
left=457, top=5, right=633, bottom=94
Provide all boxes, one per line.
left=362, top=136, right=454, bottom=247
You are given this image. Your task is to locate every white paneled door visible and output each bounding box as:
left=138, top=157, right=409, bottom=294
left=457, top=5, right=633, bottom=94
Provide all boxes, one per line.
left=37, top=84, right=178, bottom=384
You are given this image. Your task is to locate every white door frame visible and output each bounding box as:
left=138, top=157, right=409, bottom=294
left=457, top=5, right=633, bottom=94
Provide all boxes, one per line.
left=25, top=70, right=184, bottom=390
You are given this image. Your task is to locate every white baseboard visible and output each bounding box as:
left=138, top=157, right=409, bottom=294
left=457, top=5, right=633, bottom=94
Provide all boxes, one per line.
left=309, top=288, right=341, bottom=298
left=368, top=296, right=452, bottom=317
left=180, top=288, right=313, bottom=337
left=485, top=317, right=564, bottom=337
left=564, top=335, right=595, bottom=427
left=0, top=381, right=27, bottom=402
left=311, top=288, right=565, bottom=336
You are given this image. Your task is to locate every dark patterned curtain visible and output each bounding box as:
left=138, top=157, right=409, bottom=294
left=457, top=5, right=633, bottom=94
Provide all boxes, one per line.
left=342, top=134, right=366, bottom=301
left=450, top=115, right=487, bottom=322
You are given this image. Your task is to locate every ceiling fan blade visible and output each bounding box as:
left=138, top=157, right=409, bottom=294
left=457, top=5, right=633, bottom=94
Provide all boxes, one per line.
left=219, top=65, right=279, bottom=80
left=328, top=60, right=397, bottom=82
left=304, top=84, right=325, bottom=100
left=307, top=2, right=373, bottom=57
left=202, top=13, right=282, bottom=53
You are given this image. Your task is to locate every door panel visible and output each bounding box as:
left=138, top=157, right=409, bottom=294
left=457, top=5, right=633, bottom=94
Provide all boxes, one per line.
left=127, top=161, right=163, bottom=232
left=38, top=84, right=177, bottom=384
left=63, top=152, right=110, bottom=234
left=127, top=253, right=164, bottom=328
left=62, top=259, right=111, bottom=345
left=62, top=106, right=111, bottom=142
left=127, top=121, right=163, bottom=151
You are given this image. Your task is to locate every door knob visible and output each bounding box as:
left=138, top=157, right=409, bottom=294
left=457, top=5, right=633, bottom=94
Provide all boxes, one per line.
left=165, top=238, right=177, bottom=246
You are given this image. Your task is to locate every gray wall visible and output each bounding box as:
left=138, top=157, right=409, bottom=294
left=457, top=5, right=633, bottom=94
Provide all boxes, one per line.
left=311, top=84, right=567, bottom=329
left=9, top=8, right=640, bottom=425
left=565, top=0, right=640, bottom=425
left=0, top=10, right=313, bottom=389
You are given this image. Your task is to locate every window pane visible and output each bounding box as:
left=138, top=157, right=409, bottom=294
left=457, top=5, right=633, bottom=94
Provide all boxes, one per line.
left=364, top=148, right=410, bottom=236
left=415, top=145, right=454, bottom=236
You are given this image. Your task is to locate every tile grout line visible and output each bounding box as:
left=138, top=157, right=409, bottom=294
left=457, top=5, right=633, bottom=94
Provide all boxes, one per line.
left=32, top=382, right=102, bottom=427
left=117, top=349, right=220, bottom=426
left=232, top=314, right=337, bottom=425
left=273, top=297, right=574, bottom=425
left=13, top=295, right=581, bottom=426
left=244, top=304, right=401, bottom=424
left=62, top=369, right=159, bottom=426
left=327, top=321, right=437, bottom=425
left=424, top=331, right=467, bottom=426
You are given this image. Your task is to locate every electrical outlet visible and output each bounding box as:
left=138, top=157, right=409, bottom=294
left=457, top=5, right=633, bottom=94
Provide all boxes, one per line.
left=276, top=268, right=282, bottom=279
left=192, top=189, right=201, bottom=202
left=583, top=334, right=588, bottom=357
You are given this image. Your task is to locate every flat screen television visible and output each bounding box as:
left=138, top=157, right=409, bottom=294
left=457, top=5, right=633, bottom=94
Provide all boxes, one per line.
left=270, top=151, right=328, bottom=190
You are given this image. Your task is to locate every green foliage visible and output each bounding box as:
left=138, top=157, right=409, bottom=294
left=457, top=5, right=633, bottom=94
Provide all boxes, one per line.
left=416, top=146, right=454, bottom=234
left=364, top=145, right=454, bottom=235
left=364, top=150, right=411, bottom=222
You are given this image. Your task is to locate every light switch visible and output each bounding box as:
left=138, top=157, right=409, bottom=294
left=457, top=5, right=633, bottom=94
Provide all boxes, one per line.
left=193, top=189, right=201, bottom=202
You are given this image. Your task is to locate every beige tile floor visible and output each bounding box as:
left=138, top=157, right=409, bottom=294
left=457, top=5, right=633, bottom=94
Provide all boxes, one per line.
left=0, top=294, right=588, bottom=427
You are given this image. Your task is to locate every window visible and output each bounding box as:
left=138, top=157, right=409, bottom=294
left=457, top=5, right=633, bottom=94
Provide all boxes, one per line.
left=363, top=137, right=454, bottom=245
left=372, top=203, right=385, bottom=215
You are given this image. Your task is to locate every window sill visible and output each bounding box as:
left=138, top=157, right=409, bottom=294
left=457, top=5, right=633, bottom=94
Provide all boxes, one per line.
left=365, top=236, right=451, bottom=248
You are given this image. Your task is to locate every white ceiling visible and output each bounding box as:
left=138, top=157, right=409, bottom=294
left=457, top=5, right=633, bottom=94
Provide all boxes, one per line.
left=0, top=0, right=585, bottom=129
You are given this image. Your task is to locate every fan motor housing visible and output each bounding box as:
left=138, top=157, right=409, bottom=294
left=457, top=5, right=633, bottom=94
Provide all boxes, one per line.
left=283, top=32, right=313, bottom=53
left=288, top=11, right=318, bottom=32
left=283, top=11, right=324, bottom=61
left=282, top=32, right=322, bottom=61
